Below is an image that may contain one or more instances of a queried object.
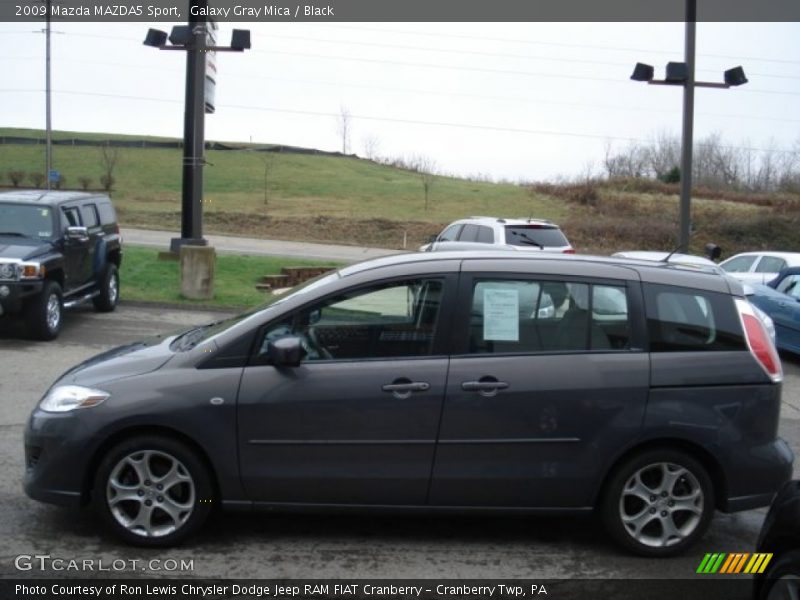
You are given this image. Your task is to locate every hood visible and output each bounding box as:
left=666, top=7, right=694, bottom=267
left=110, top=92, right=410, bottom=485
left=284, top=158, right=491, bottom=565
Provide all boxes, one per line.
left=58, top=335, right=177, bottom=387
left=0, top=237, right=54, bottom=261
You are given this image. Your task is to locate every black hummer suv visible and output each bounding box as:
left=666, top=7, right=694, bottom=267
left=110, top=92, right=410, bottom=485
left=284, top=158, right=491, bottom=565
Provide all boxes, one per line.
left=0, top=190, right=122, bottom=340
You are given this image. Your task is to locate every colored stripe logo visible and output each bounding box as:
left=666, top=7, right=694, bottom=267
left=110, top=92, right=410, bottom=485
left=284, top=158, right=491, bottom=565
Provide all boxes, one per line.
left=696, top=553, right=773, bottom=574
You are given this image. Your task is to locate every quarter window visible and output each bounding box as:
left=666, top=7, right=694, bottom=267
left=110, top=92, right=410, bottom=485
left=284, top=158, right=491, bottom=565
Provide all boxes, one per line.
left=468, top=279, right=630, bottom=354
left=645, top=284, right=745, bottom=352
left=258, top=279, right=444, bottom=362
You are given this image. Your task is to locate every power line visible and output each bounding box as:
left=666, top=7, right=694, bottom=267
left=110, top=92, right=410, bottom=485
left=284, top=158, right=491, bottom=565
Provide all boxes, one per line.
left=246, top=48, right=800, bottom=97
left=250, top=31, right=800, bottom=82
left=1, top=88, right=795, bottom=154
left=306, top=23, right=800, bottom=66
left=3, top=57, right=800, bottom=126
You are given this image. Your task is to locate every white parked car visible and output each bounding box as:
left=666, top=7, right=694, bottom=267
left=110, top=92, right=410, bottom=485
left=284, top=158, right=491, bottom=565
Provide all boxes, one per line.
left=720, top=252, right=800, bottom=284
left=422, top=217, right=573, bottom=254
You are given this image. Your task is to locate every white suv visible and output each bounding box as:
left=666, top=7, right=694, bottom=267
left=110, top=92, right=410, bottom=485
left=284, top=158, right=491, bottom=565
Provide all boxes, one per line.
left=422, top=217, right=574, bottom=253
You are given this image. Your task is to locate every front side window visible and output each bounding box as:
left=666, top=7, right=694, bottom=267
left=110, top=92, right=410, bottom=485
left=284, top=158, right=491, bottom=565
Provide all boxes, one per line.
left=258, top=279, right=444, bottom=362
left=645, top=284, right=745, bottom=352
left=468, top=278, right=630, bottom=354
left=61, top=206, right=82, bottom=228
left=776, top=274, right=800, bottom=299
left=438, top=224, right=462, bottom=242
left=721, top=255, right=757, bottom=273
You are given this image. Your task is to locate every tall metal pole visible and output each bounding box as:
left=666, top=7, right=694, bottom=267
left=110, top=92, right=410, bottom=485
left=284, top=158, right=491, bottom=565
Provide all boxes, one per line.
left=172, top=0, right=208, bottom=251
left=44, top=0, right=52, bottom=190
left=678, top=0, right=696, bottom=252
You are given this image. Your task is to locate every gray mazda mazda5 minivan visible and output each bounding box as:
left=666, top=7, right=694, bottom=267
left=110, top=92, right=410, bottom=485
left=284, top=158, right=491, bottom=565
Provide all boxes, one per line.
left=24, top=251, right=793, bottom=555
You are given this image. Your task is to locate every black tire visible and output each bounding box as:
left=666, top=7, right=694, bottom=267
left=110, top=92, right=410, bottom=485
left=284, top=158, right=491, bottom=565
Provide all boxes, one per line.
left=759, top=550, right=800, bottom=600
left=93, top=435, right=213, bottom=547
left=92, top=263, right=119, bottom=312
left=24, top=280, right=63, bottom=341
left=600, top=448, right=715, bottom=557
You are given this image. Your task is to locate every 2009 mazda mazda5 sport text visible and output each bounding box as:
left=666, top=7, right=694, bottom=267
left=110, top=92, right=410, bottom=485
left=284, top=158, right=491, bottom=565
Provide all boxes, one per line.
left=24, top=251, right=794, bottom=555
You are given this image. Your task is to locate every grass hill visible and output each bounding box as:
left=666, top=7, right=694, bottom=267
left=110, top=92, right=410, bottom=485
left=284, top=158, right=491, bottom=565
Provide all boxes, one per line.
left=1, top=127, right=798, bottom=256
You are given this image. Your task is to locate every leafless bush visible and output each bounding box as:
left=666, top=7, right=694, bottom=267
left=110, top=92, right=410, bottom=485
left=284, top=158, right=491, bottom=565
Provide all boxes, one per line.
left=28, top=172, right=44, bottom=188
left=7, top=170, right=24, bottom=187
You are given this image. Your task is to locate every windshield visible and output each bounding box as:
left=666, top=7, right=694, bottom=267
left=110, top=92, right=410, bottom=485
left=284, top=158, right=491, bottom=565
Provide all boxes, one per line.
left=170, top=269, right=342, bottom=350
left=0, top=203, right=56, bottom=240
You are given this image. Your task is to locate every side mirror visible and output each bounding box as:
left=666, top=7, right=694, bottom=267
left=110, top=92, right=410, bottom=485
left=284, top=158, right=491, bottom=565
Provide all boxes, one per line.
left=427, top=234, right=438, bottom=244
left=66, top=226, right=89, bottom=242
left=267, top=336, right=307, bottom=367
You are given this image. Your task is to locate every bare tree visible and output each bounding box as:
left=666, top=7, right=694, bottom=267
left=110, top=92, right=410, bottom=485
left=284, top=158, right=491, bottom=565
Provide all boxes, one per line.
left=411, top=155, right=437, bottom=211
left=336, top=105, right=352, bottom=154
left=100, top=142, right=120, bottom=191
left=362, top=134, right=381, bottom=160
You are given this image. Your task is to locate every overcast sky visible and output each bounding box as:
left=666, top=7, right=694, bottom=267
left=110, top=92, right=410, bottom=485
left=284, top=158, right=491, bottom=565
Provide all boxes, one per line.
left=2, top=21, right=799, bottom=181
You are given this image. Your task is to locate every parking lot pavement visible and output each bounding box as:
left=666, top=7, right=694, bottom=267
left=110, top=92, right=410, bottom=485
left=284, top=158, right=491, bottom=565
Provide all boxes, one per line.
left=0, top=304, right=798, bottom=580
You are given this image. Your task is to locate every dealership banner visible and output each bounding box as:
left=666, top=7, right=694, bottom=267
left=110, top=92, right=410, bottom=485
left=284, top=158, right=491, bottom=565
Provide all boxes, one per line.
left=1, top=0, right=800, bottom=22
left=2, top=578, right=754, bottom=600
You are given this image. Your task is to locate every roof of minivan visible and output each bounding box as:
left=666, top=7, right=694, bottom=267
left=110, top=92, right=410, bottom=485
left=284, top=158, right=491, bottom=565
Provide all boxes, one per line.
left=338, top=250, right=736, bottom=294
left=0, top=190, right=108, bottom=205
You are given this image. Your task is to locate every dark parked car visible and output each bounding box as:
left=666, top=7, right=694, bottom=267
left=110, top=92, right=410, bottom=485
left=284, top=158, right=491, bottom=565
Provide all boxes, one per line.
left=745, top=267, right=800, bottom=355
left=753, top=480, right=800, bottom=600
left=0, top=190, right=122, bottom=340
left=24, top=251, right=793, bottom=555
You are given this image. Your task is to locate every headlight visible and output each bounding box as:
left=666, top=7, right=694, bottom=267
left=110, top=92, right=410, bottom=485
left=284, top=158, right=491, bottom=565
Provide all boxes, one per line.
left=0, top=263, right=17, bottom=280
left=40, top=385, right=110, bottom=413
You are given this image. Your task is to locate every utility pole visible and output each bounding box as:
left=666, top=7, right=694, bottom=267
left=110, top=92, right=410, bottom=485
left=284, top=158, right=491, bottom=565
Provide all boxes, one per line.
left=44, top=0, right=52, bottom=190
left=678, top=0, right=696, bottom=252
left=173, top=0, right=208, bottom=252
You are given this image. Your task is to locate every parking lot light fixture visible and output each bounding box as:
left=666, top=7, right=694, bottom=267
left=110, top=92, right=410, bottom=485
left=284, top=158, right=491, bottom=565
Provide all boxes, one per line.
left=630, top=62, right=654, bottom=82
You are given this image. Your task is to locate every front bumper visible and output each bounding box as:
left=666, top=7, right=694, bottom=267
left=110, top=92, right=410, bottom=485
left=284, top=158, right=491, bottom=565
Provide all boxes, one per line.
left=0, top=280, right=44, bottom=316
left=23, top=409, right=96, bottom=508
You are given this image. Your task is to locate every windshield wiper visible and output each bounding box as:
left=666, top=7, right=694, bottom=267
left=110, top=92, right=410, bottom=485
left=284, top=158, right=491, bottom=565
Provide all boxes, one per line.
left=510, top=231, right=544, bottom=249
left=171, top=319, right=226, bottom=351
left=0, top=231, right=26, bottom=237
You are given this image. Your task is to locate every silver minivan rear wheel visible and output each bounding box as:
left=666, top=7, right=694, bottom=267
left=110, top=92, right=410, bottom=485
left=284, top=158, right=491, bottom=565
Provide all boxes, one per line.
left=601, top=448, right=714, bottom=557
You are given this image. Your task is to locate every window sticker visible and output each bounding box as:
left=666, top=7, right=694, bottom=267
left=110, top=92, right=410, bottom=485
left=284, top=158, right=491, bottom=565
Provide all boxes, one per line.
left=483, top=288, right=519, bottom=341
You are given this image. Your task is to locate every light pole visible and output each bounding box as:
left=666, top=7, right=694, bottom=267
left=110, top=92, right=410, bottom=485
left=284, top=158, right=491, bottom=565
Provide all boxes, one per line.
left=631, top=1, right=748, bottom=252
left=143, top=14, right=251, bottom=252
left=44, top=0, right=52, bottom=189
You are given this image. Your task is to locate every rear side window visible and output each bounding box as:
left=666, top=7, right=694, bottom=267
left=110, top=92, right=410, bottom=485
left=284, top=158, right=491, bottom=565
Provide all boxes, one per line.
left=97, top=202, right=116, bottom=225
left=81, top=204, right=100, bottom=228
left=467, top=278, right=631, bottom=354
left=505, top=225, right=568, bottom=248
left=458, top=224, right=480, bottom=242
left=644, top=283, right=745, bottom=352
left=755, top=256, right=787, bottom=273
left=475, top=226, right=494, bottom=244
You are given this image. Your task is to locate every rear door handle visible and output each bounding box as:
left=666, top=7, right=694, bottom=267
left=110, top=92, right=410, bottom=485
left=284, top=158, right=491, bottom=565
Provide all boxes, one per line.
left=382, top=380, right=430, bottom=399
left=461, top=380, right=509, bottom=395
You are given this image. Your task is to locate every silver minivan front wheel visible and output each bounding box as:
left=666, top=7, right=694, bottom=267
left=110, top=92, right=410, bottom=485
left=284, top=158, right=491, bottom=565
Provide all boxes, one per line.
left=95, top=435, right=213, bottom=547
left=602, top=449, right=714, bottom=557
left=107, top=450, right=195, bottom=538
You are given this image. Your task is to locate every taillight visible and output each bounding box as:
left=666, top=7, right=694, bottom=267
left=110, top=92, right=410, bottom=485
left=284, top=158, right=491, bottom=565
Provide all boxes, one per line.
left=735, top=298, right=782, bottom=382
left=563, top=248, right=575, bottom=254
